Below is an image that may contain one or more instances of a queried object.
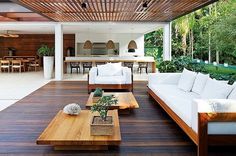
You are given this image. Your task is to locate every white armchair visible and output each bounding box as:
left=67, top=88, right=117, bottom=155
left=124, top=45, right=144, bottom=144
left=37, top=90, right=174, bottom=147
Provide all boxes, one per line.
left=88, top=63, right=133, bottom=93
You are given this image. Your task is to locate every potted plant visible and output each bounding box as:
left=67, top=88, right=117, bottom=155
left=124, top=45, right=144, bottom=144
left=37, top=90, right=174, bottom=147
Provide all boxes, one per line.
left=7, top=47, right=16, bottom=56
left=90, top=95, right=118, bottom=136
left=92, top=88, right=103, bottom=103
left=37, top=44, right=54, bottom=79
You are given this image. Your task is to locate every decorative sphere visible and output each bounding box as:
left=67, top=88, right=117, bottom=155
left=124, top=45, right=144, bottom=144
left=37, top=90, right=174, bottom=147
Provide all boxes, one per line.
left=63, top=103, right=81, bottom=115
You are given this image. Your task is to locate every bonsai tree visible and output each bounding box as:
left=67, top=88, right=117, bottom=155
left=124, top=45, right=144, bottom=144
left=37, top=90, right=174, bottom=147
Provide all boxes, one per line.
left=93, top=88, right=103, bottom=97
left=37, top=44, right=54, bottom=57
left=91, top=95, right=118, bottom=121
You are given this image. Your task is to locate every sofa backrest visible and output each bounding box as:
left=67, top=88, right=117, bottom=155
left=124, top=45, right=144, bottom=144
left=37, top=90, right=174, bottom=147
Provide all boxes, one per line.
left=97, top=62, right=123, bottom=77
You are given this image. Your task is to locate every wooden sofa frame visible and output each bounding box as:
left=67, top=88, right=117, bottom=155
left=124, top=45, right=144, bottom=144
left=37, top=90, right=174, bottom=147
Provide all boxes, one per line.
left=148, top=87, right=236, bottom=156
left=88, top=74, right=133, bottom=93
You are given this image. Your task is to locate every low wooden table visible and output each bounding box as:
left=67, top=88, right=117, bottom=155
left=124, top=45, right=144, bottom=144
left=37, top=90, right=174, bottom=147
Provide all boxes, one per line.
left=36, top=110, right=121, bottom=150
left=86, top=92, right=139, bottom=113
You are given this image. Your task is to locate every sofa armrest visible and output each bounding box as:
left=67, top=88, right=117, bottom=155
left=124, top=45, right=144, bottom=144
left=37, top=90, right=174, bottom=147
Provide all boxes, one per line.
left=89, top=67, right=98, bottom=84
left=191, top=99, right=236, bottom=134
left=148, top=73, right=181, bottom=87
left=122, top=67, right=132, bottom=84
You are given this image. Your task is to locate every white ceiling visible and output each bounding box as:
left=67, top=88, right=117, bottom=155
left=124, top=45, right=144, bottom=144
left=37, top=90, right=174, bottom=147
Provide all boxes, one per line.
left=0, top=2, right=31, bottom=12
left=0, top=22, right=165, bottom=34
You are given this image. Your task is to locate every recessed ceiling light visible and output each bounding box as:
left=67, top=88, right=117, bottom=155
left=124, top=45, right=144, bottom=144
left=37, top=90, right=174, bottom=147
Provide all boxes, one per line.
left=143, top=1, right=148, bottom=9
left=81, top=2, right=87, bottom=9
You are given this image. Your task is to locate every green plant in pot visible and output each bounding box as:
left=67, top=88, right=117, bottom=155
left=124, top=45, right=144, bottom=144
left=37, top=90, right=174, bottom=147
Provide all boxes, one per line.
left=93, top=88, right=103, bottom=97
left=91, top=95, right=118, bottom=121
left=37, top=44, right=54, bottom=56
left=90, top=95, right=118, bottom=136
left=93, top=88, right=103, bottom=103
left=37, top=44, right=55, bottom=79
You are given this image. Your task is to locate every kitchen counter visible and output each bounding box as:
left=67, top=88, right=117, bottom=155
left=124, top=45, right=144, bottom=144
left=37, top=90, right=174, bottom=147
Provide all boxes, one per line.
left=64, top=56, right=156, bottom=73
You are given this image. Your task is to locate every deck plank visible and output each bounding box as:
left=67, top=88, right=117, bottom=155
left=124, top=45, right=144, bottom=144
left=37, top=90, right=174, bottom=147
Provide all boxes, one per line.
left=0, top=81, right=235, bottom=155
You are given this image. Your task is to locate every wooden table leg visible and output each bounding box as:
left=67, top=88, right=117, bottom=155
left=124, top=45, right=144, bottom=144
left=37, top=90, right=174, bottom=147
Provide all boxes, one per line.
left=151, top=62, right=156, bottom=73
left=63, top=62, right=67, bottom=74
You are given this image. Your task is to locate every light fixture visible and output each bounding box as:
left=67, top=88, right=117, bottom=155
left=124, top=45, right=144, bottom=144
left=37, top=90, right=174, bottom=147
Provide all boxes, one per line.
left=106, top=40, right=115, bottom=49
left=81, top=0, right=88, bottom=9
left=128, top=40, right=137, bottom=49
left=83, top=40, right=92, bottom=49
left=83, top=27, right=92, bottom=49
left=81, top=2, right=87, bottom=9
left=106, top=28, right=115, bottom=49
left=143, top=1, right=148, bottom=9
left=0, top=30, right=19, bottom=38
left=128, top=28, right=137, bottom=50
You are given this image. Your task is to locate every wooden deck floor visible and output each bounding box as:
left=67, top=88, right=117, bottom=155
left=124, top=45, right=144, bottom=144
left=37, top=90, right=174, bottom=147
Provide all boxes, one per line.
left=0, top=81, right=235, bottom=156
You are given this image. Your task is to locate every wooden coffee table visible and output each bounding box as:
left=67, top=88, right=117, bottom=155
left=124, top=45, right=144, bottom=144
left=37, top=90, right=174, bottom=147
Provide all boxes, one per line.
left=86, top=92, right=139, bottom=111
left=36, top=110, right=121, bottom=150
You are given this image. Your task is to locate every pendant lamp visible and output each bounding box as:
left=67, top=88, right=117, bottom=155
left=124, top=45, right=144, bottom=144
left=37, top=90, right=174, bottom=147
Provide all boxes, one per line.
left=128, top=40, right=137, bottom=49
left=106, top=40, right=115, bottom=49
left=83, top=40, right=92, bottom=49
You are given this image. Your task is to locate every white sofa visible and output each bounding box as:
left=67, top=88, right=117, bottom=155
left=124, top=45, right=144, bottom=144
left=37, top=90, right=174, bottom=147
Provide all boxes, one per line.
left=148, top=70, right=236, bottom=155
left=88, top=63, right=133, bottom=93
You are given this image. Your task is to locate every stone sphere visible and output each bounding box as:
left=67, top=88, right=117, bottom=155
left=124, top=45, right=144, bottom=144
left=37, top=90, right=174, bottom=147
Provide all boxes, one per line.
left=63, top=103, right=81, bottom=115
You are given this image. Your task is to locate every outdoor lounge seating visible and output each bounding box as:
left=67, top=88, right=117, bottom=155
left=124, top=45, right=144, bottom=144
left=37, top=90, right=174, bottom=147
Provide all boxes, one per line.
left=88, top=62, right=133, bottom=93
left=148, top=69, right=236, bottom=155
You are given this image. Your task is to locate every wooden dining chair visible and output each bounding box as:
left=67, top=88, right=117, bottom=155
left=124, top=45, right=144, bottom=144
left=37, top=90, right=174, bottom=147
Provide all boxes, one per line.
left=11, top=60, right=23, bottom=73
left=28, top=59, right=40, bottom=72
left=0, top=60, right=10, bottom=73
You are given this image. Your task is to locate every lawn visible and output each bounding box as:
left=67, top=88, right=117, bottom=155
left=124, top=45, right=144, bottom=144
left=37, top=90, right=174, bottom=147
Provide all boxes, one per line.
left=205, top=64, right=236, bottom=74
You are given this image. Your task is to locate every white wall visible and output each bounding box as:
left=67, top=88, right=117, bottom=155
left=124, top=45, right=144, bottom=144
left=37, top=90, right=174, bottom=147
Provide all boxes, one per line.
left=75, top=33, right=144, bottom=56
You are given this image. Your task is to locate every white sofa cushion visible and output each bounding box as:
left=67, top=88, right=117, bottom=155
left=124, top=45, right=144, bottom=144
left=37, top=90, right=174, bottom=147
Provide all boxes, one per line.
left=149, top=84, right=200, bottom=127
left=201, top=78, right=234, bottom=99
left=97, top=63, right=122, bottom=76
left=228, top=83, right=236, bottom=99
left=192, top=73, right=209, bottom=94
left=148, top=73, right=181, bottom=87
left=177, top=68, right=197, bottom=92
left=122, top=67, right=132, bottom=84
left=95, top=75, right=126, bottom=84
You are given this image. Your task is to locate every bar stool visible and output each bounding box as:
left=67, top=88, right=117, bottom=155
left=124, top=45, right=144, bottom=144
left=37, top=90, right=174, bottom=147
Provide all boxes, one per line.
left=123, top=62, right=134, bottom=73
left=70, top=62, right=80, bottom=74
left=138, top=62, right=148, bottom=74
left=82, top=62, right=92, bottom=74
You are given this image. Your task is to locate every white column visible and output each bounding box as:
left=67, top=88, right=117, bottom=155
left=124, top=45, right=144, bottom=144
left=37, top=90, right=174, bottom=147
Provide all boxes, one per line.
left=55, top=24, right=63, bottom=80
left=163, top=22, right=172, bottom=61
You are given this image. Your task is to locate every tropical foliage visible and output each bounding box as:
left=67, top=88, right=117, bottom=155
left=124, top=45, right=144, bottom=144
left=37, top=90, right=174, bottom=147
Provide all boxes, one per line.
left=157, top=56, right=236, bottom=84
left=145, top=0, right=236, bottom=65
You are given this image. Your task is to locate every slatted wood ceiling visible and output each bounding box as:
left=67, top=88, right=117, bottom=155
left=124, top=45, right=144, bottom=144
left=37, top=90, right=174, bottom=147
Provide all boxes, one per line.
left=15, top=0, right=217, bottom=22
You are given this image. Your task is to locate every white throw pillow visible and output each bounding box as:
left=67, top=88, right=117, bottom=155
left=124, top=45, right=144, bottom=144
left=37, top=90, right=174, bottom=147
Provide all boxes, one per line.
left=192, top=73, right=209, bottom=94
left=201, top=78, right=234, bottom=99
left=177, top=68, right=197, bottom=92
left=109, top=62, right=122, bottom=76
left=97, top=64, right=111, bottom=76
left=228, top=83, right=236, bottom=99
left=97, top=63, right=122, bottom=76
